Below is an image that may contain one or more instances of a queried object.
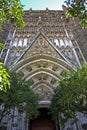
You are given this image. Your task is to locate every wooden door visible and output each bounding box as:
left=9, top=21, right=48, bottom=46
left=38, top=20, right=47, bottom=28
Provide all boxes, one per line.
left=30, top=120, right=55, bottom=130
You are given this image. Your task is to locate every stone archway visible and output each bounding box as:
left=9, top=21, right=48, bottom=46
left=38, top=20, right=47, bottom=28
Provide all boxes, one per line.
left=12, top=54, right=74, bottom=101
left=11, top=53, right=74, bottom=130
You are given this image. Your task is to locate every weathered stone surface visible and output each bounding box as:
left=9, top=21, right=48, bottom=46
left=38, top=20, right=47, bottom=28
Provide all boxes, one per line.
left=67, top=17, right=87, bottom=61
left=0, top=24, right=10, bottom=43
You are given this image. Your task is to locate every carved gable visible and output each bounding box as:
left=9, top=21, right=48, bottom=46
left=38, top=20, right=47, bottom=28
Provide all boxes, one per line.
left=20, top=32, right=68, bottom=63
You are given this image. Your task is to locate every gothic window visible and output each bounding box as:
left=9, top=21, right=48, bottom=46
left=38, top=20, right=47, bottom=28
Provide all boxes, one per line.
left=64, top=39, right=69, bottom=46
left=23, top=38, right=27, bottom=46
left=59, top=38, right=65, bottom=47
left=54, top=39, right=59, bottom=46
left=64, top=39, right=73, bottom=47
left=68, top=40, right=72, bottom=47
left=12, top=38, right=18, bottom=47
left=18, top=38, right=23, bottom=47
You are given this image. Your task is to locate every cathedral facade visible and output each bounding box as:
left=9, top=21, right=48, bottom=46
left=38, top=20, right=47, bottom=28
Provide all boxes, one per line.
left=0, top=8, right=87, bottom=130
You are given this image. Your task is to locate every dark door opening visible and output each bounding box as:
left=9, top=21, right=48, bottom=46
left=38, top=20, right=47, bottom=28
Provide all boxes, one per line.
left=30, top=108, right=59, bottom=130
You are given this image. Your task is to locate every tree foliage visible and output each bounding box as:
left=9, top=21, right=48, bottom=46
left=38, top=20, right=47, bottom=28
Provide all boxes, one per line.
left=65, top=0, right=87, bottom=28
left=51, top=62, right=87, bottom=126
left=0, top=43, right=3, bottom=52
left=0, top=71, right=39, bottom=122
left=0, top=0, right=25, bottom=29
left=0, top=43, right=10, bottom=92
left=0, top=62, right=10, bottom=92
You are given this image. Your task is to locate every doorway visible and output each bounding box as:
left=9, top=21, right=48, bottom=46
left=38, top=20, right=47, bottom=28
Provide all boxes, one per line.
left=30, top=108, right=58, bottom=130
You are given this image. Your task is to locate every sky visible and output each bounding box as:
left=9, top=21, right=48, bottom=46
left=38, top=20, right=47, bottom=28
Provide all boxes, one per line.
left=20, top=0, right=65, bottom=10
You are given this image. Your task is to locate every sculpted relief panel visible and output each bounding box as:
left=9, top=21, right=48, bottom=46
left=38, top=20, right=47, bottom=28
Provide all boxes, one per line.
left=23, top=36, right=61, bottom=59
left=35, top=85, right=53, bottom=100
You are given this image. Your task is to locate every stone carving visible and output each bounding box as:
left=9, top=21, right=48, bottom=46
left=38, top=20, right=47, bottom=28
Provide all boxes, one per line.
left=0, top=9, right=86, bottom=130
left=23, top=35, right=62, bottom=59
left=36, top=86, right=53, bottom=100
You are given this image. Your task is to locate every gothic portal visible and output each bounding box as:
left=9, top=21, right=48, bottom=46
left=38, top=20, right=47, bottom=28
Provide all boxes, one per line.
left=0, top=8, right=87, bottom=130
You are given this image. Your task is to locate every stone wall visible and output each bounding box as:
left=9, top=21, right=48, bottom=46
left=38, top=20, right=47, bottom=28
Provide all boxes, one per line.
left=69, top=18, right=87, bottom=61
left=0, top=24, right=10, bottom=44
